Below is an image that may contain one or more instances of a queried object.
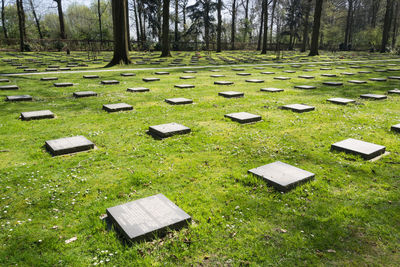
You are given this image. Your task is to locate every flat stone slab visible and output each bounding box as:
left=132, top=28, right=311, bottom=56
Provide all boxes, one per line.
left=323, top=81, right=343, bottom=86
left=388, top=76, right=400, bottom=80
left=369, top=78, right=387, bottom=82
left=245, top=79, right=264, bottom=83
left=341, top=72, right=355, bottom=75
left=143, top=77, right=160, bottom=82
left=348, top=80, right=367, bottom=84
left=321, top=74, right=337, bottom=77
left=248, top=161, right=315, bottom=192
left=0, top=85, right=19, bottom=90
left=165, top=97, right=193, bottom=105
left=0, top=79, right=10, bottom=82
left=20, top=110, right=54, bottom=121
left=261, top=72, right=275, bottom=74
left=260, top=88, right=284, bottom=92
left=214, top=81, right=234, bottom=85
left=281, top=104, right=315, bottom=113
left=73, top=91, right=97, bottom=98
left=101, top=80, right=119, bottom=85
left=45, top=135, right=95, bottom=156
left=388, top=89, right=400, bottom=94
left=155, top=71, right=169, bottom=75
left=224, top=112, right=261, bottom=124
left=6, top=95, right=32, bottom=101
left=40, top=77, right=58, bottom=81
left=106, top=194, right=191, bottom=242
left=331, top=138, right=386, bottom=160
left=149, top=122, right=191, bottom=138
left=283, top=70, right=296, bottom=73
left=360, top=94, right=387, bottom=100
left=298, top=75, right=315, bottom=79
left=232, top=68, right=245, bottom=71
left=294, top=85, right=316, bottom=90
left=174, top=84, right=195, bottom=89
left=327, top=97, right=355, bottom=105
left=103, top=103, right=133, bottom=112
left=54, top=83, right=73, bottom=87
left=391, top=124, right=400, bottom=133
left=236, top=73, right=251, bottom=76
left=211, top=75, right=225, bottom=78
left=180, top=76, right=195, bottom=79
left=127, top=87, right=150, bottom=93
left=183, top=70, right=197, bottom=73
left=218, top=91, right=244, bottom=98
left=274, top=77, right=291, bottom=80
left=83, top=75, right=99, bottom=79
left=120, top=73, right=136, bottom=76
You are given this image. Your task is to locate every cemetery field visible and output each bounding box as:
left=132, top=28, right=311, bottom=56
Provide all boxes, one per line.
left=1, top=51, right=400, bottom=266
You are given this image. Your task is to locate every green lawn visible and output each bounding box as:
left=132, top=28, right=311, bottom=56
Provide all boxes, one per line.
left=1, top=51, right=400, bottom=266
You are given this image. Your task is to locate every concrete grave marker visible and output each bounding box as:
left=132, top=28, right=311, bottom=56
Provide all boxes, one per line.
left=101, top=80, right=119, bottom=85
left=245, top=79, right=264, bottom=83
left=331, top=138, right=385, bottom=160
left=260, top=88, right=284, bottom=92
left=224, top=112, right=261, bottom=124
left=0, top=85, right=19, bottom=90
left=274, top=77, right=291, bottom=80
left=388, top=89, right=400, bottom=94
left=281, top=104, right=315, bottom=113
left=218, top=91, right=244, bottom=98
left=54, top=82, right=73, bottom=87
left=83, top=75, right=99, bottom=79
left=323, top=82, right=343, bottom=86
left=360, top=94, right=387, bottom=100
left=73, top=91, right=97, bottom=98
left=149, top=122, right=191, bottom=138
left=127, top=87, right=150, bottom=93
left=45, top=135, right=95, bottom=156
left=5, top=95, right=32, bottom=101
left=174, top=84, right=195, bottom=89
left=165, top=98, right=193, bottom=105
left=327, top=97, right=355, bottom=105
left=40, top=77, right=58, bottom=81
left=294, top=85, right=316, bottom=90
left=214, top=81, right=234, bottom=85
left=143, top=77, right=160, bottom=82
left=103, top=103, right=133, bottom=112
left=391, top=124, right=400, bottom=133
left=20, top=110, right=54, bottom=121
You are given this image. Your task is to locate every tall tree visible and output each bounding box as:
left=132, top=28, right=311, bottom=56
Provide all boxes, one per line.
left=29, top=0, right=43, bottom=39
left=132, top=0, right=140, bottom=42
left=97, top=0, right=103, bottom=44
left=261, top=0, right=268, bottom=54
left=1, top=0, right=8, bottom=40
left=257, top=0, right=264, bottom=51
left=380, top=0, right=394, bottom=52
left=231, top=0, right=237, bottom=49
left=108, top=0, right=131, bottom=65
left=179, top=0, right=189, bottom=30
left=242, top=0, right=250, bottom=42
left=54, top=0, right=66, bottom=39
left=309, top=0, right=323, bottom=56
left=301, top=0, right=312, bottom=52
left=125, top=0, right=131, bottom=50
left=344, top=0, right=355, bottom=50
left=269, top=0, right=276, bottom=44
left=392, top=0, right=399, bottom=48
left=161, top=0, right=171, bottom=56
left=16, top=0, right=26, bottom=51
left=369, top=0, right=380, bottom=28
left=174, top=0, right=179, bottom=49
left=216, top=0, right=222, bottom=52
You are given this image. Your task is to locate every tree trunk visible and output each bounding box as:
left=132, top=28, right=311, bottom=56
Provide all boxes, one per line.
left=392, top=1, right=399, bottom=48
left=309, top=0, right=323, bottom=56
left=174, top=0, right=178, bottom=49
left=243, top=0, right=249, bottom=43
left=370, top=0, right=380, bottom=28
left=133, top=0, right=140, bottom=42
left=161, top=0, right=171, bottom=56
left=126, top=0, right=131, bottom=50
left=16, top=0, right=26, bottom=52
left=261, top=0, right=268, bottom=54
left=344, top=0, right=353, bottom=50
left=204, top=1, right=210, bottom=50
left=108, top=0, right=131, bottom=66
left=257, top=1, right=264, bottom=51
left=380, top=0, right=394, bottom=52
left=98, top=0, right=103, bottom=44
left=301, top=0, right=311, bottom=52
left=54, top=0, right=66, bottom=39
left=231, top=0, right=236, bottom=50
left=216, top=0, right=222, bottom=52
left=269, top=0, right=276, bottom=44
left=1, top=0, right=8, bottom=40
left=29, top=0, right=43, bottom=39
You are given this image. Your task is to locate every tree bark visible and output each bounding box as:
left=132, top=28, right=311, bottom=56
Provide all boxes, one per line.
left=392, top=1, right=399, bottom=48
left=370, top=0, right=380, bottom=28
left=204, top=1, right=210, bottom=50
left=344, top=0, right=353, bottom=50
left=301, top=0, right=311, bottom=52
left=174, top=0, right=178, bottom=49
left=216, top=0, right=222, bottom=52
left=161, top=0, right=171, bottom=56
left=133, top=0, right=140, bottom=42
left=257, top=1, right=264, bottom=51
left=243, top=0, right=249, bottom=43
left=16, top=0, right=26, bottom=52
left=269, top=0, right=276, bottom=44
left=261, top=0, right=268, bottom=54
left=380, top=0, right=394, bottom=52
left=231, top=0, right=236, bottom=50
left=108, top=0, right=131, bottom=66
left=126, top=0, right=131, bottom=50
left=1, top=0, right=8, bottom=40
left=29, top=0, right=43, bottom=39
left=309, top=0, right=323, bottom=56
left=98, top=0, right=103, bottom=44
left=53, top=0, right=66, bottom=39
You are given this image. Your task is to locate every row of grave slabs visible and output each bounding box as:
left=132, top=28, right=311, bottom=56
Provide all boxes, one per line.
left=1, top=64, right=400, bottom=244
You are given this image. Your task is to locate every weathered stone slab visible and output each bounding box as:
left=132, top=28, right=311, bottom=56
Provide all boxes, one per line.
left=236, top=73, right=251, bottom=76
left=341, top=72, right=355, bottom=75
left=143, top=77, right=160, bottom=82
left=218, top=91, right=244, bottom=98
left=0, top=79, right=10, bottom=82
left=73, top=91, right=97, bottom=98
left=224, top=112, right=261, bottom=124
left=281, top=104, right=315, bottom=113
left=101, top=80, right=119, bottom=85
left=283, top=70, right=296, bottom=73
left=83, top=75, right=99, bottom=79
left=260, top=88, right=284, bottom=92
left=298, top=75, right=314, bottom=79
left=20, top=110, right=54, bottom=121
left=211, top=75, right=225, bottom=78
left=183, top=70, right=197, bottom=73
left=327, top=97, right=355, bottom=105
left=388, top=76, right=400, bottom=80
left=331, top=138, right=385, bottom=160
left=391, top=124, right=400, bottom=133
left=245, top=79, right=264, bottom=83
left=261, top=72, right=275, bottom=74
left=294, top=85, right=316, bottom=89
left=0, top=85, right=19, bottom=90
left=180, top=76, right=195, bottom=79
left=360, top=94, right=387, bottom=100
left=40, top=77, right=58, bottom=81
left=248, top=161, right=315, bottom=192
left=155, top=71, right=169, bottom=75
left=348, top=80, right=367, bottom=84
left=120, top=73, right=136, bottom=76
left=54, top=82, right=73, bottom=87
left=321, top=74, right=337, bottom=77
left=388, top=89, right=400, bottom=94
left=127, top=87, right=150, bottom=93
left=45, top=135, right=95, bottom=156
left=274, top=77, right=291, bottom=80
left=369, top=78, right=387, bottom=82
left=174, top=84, right=195, bottom=89
left=165, top=98, right=193, bottom=105
left=5, top=95, right=32, bottom=101
left=149, top=122, right=191, bottom=138
left=214, top=81, right=234, bottom=85
left=323, top=81, right=343, bottom=86
left=103, top=103, right=133, bottom=112
left=232, top=68, right=245, bottom=71
left=106, top=194, right=191, bottom=242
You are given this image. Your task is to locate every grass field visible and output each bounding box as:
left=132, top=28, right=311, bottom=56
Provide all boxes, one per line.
left=1, top=51, right=400, bottom=266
